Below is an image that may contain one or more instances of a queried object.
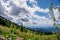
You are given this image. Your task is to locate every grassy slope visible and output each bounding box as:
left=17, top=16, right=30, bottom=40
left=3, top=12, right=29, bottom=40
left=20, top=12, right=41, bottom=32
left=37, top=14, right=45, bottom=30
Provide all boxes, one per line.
left=0, top=25, right=57, bottom=40
left=0, top=16, right=58, bottom=40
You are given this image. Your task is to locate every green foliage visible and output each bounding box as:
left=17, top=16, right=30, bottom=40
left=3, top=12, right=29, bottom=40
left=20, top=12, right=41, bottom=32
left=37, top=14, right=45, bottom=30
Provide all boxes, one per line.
left=0, top=24, right=58, bottom=40
left=0, top=16, right=29, bottom=33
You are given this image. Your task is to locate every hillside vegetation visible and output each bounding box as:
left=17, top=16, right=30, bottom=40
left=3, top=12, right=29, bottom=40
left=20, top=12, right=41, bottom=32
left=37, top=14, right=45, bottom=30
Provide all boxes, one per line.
left=0, top=16, right=60, bottom=40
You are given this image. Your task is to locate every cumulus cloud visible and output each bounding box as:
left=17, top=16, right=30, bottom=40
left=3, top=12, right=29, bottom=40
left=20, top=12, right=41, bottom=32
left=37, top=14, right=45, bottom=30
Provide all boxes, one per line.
left=53, top=9, right=60, bottom=20
left=23, top=15, right=53, bottom=26
left=0, top=0, right=5, bottom=16
left=53, top=8, right=60, bottom=25
left=1, top=0, right=58, bottom=26
left=30, top=0, right=38, bottom=5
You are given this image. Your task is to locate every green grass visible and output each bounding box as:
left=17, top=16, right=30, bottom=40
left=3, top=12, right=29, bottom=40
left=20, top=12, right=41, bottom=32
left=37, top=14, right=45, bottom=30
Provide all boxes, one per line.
left=0, top=25, right=59, bottom=40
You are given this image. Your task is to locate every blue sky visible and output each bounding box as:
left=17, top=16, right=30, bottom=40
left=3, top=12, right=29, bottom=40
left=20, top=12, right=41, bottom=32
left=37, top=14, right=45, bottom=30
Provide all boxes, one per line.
left=36, top=0, right=60, bottom=19
left=37, top=0, right=60, bottom=8
left=0, top=0, right=60, bottom=27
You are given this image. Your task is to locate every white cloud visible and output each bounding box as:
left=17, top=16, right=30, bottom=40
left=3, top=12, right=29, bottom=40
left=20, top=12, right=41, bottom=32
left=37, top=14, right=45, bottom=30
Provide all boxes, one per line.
left=23, top=15, right=53, bottom=26
left=53, top=9, right=60, bottom=20
left=38, top=8, right=49, bottom=13
left=53, top=8, right=60, bottom=25
left=0, top=0, right=56, bottom=27
left=30, top=0, right=38, bottom=5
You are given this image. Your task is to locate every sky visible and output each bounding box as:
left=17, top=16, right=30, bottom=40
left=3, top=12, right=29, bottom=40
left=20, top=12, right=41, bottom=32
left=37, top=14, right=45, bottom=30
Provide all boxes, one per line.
left=0, top=0, right=60, bottom=27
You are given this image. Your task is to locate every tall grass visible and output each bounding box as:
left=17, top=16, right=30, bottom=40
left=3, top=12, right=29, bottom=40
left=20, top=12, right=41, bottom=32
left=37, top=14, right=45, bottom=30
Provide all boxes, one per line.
left=49, top=3, right=60, bottom=40
left=0, top=25, right=58, bottom=40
